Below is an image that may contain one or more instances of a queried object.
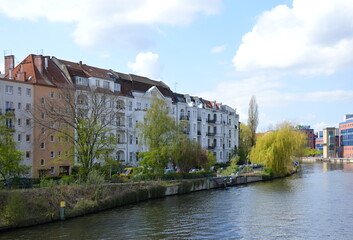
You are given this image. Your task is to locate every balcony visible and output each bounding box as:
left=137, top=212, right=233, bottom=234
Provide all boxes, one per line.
left=180, top=115, right=190, bottom=121
left=206, top=119, right=216, bottom=124
left=197, top=130, right=201, bottom=136
left=207, top=132, right=215, bottom=137
left=208, top=145, right=215, bottom=150
left=5, top=108, right=15, bottom=116
left=197, top=117, right=202, bottom=122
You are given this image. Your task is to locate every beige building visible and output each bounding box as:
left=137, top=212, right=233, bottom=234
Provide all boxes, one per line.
left=322, top=127, right=338, bottom=158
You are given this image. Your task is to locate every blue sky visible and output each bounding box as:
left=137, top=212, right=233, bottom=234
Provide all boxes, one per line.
left=0, top=0, right=352, bottom=133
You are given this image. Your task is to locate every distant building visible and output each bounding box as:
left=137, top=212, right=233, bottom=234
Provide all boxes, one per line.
left=315, top=131, right=323, bottom=155
left=295, top=125, right=315, bottom=149
left=339, top=114, right=353, bottom=158
left=323, top=127, right=339, bottom=158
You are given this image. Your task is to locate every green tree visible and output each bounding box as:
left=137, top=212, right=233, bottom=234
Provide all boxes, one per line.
left=0, top=115, right=29, bottom=181
left=171, top=137, right=215, bottom=172
left=303, top=147, right=323, bottom=157
left=237, top=123, right=252, bottom=164
left=248, top=96, right=259, bottom=147
left=250, top=123, right=306, bottom=176
left=137, top=97, right=180, bottom=175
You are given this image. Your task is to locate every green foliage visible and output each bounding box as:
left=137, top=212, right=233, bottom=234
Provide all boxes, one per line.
left=131, top=171, right=216, bottom=181
left=60, top=175, right=75, bottom=185
left=263, top=167, right=275, bottom=177
left=237, top=123, right=253, bottom=163
left=85, top=169, right=105, bottom=185
left=2, top=192, right=27, bottom=224
left=250, top=123, right=306, bottom=176
left=40, top=178, right=57, bottom=188
left=137, top=97, right=180, bottom=174
left=0, top=115, right=29, bottom=181
left=303, top=147, right=323, bottom=157
left=221, top=157, right=240, bottom=176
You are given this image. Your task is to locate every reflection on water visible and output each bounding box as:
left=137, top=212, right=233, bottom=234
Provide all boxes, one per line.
left=1, top=162, right=353, bottom=239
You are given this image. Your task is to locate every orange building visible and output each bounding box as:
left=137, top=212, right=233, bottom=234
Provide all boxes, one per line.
left=4, top=54, right=74, bottom=177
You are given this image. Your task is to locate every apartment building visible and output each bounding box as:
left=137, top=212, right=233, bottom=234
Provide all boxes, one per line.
left=0, top=78, right=34, bottom=175
left=2, top=54, right=239, bottom=176
left=322, top=127, right=339, bottom=158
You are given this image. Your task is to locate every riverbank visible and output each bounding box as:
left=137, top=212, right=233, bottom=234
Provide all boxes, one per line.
left=301, top=157, right=353, bottom=163
left=0, top=173, right=285, bottom=231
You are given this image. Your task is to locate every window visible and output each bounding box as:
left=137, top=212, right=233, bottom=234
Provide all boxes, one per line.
left=50, top=167, right=55, bottom=174
left=58, top=151, right=61, bottom=158
left=41, top=112, right=45, bottom=120
left=40, top=142, right=45, bottom=149
left=26, top=151, right=31, bottom=159
left=26, top=135, right=30, bottom=142
left=114, top=82, right=120, bottom=91
left=129, top=118, right=132, bottom=128
left=18, top=118, right=21, bottom=126
left=40, top=159, right=45, bottom=166
left=26, top=103, right=31, bottom=111
left=129, top=101, right=132, bottom=111
left=50, top=151, right=55, bottom=158
left=26, top=119, right=30, bottom=126
left=50, top=135, right=54, bottom=142
left=41, top=97, right=45, bottom=104
left=96, top=79, right=100, bottom=87
left=103, top=81, right=110, bottom=89
left=136, top=137, right=138, bottom=144
left=17, top=134, right=21, bottom=142
left=50, top=121, right=54, bottom=128
left=50, top=91, right=54, bottom=99
left=129, top=152, right=133, bottom=162
left=5, top=85, right=13, bottom=94
left=137, top=102, right=141, bottom=110
left=5, top=101, right=13, bottom=109
left=26, top=88, right=31, bottom=96
left=18, top=87, right=22, bottom=95
left=41, top=127, right=46, bottom=134
left=18, top=103, right=22, bottom=110
left=76, top=76, right=89, bottom=86
left=130, top=135, right=133, bottom=144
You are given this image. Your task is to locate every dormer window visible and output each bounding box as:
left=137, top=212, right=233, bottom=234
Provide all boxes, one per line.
left=76, top=76, right=89, bottom=86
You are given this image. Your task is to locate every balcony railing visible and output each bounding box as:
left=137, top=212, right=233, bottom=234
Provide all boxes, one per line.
left=197, top=117, right=202, bottom=122
left=207, top=132, right=215, bottom=136
left=5, top=108, right=15, bottom=115
left=206, top=119, right=216, bottom=124
left=208, top=145, right=215, bottom=150
left=180, top=115, right=190, bottom=121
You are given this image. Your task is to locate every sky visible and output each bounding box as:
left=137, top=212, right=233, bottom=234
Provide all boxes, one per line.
left=0, top=0, right=352, bottom=133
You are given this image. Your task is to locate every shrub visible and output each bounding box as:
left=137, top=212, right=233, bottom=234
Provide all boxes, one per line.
left=263, top=167, right=275, bottom=177
left=2, top=192, right=27, bottom=225
left=40, top=178, right=57, bottom=188
left=60, top=175, right=75, bottom=185
left=86, top=169, right=105, bottom=185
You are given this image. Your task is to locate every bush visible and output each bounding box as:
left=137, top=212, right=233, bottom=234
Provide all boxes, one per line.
left=86, top=169, right=105, bottom=185
left=40, top=178, right=57, bottom=188
left=60, top=175, right=75, bottom=185
left=263, top=167, right=275, bottom=177
left=2, top=192, right=27, bottom=224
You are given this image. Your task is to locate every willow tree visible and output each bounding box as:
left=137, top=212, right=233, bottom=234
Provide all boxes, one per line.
left=248, top=96, right=259, bottom=147
left=250, top=123, right=306, bottom=176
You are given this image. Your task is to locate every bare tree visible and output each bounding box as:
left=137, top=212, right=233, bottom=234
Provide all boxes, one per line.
left=31, top=86, right=119, bottom=179
left=247, top=95, right=259, bottom=147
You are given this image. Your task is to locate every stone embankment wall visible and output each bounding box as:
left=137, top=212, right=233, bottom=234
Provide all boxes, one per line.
left=0, top=175, right=265, bottom=231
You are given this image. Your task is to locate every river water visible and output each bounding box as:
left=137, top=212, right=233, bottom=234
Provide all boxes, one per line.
left=1, top=162, right=353, bottom=240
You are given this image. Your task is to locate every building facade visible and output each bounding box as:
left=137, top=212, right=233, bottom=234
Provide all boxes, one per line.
left=322, top=127, right=339, bottom=158
left=339, top=115, right=353, bottom=158
left=2, top=54, right=239, bottom=176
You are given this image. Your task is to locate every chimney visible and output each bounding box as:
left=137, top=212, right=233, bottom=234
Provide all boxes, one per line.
left=34, top=55, right=43, bottom=74
left=5, top=55, right=14, bottom=77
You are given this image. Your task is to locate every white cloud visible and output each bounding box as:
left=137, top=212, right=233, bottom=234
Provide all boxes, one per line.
left=0, top=0, right=222, bottom=48
left=233, top=0, right=353, bottom=75
left=128, top=52, right=162, bottom=79
left=0, top=61, right=4, bottom=75
left=211, top=45, right=226, bottom=54
left=197, top=77, right=353, bottom=125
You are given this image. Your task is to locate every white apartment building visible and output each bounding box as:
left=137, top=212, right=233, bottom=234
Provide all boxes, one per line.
left=3, top=54, right=240, bottom=173
left=0, top=78, right=34, bottom=170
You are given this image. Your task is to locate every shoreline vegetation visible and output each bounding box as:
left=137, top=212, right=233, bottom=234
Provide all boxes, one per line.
left=0, top=168, right=297, bottom=232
